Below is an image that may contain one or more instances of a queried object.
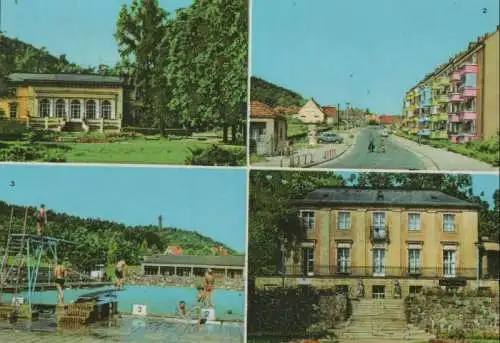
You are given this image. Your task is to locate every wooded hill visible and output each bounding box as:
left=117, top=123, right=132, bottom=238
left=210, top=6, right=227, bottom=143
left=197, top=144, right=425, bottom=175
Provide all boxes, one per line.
left=250, top=76, right=306, bottom=108
left=0, top=201, right=239, bottom=270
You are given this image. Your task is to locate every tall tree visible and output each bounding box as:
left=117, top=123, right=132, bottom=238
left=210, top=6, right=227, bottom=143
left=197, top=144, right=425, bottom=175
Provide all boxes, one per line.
left=115, top=0, right=169, bottom=127
left=248, top=171, right=344, bottom=275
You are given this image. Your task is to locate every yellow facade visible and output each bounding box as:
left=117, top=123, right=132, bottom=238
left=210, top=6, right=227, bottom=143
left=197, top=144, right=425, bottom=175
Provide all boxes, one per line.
left=483, top=30, right=500, bottom=139
left=293, top=206, right=478, bottom=274
left=278, top=194, right=490, bottom=297
left=0, top=75, right=124, bottom=132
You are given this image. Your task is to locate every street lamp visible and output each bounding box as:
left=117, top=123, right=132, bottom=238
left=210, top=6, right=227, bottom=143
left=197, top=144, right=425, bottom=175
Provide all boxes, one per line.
left=265, top=174, right=288, bottom=288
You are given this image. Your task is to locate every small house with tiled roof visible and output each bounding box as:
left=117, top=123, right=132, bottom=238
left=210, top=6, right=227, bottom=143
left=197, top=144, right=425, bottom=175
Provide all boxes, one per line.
left=250, top=100, right=288, bottom=156
left=296, top=98, right=325, bottom=124
left=321, top=105, right=338, bottom=125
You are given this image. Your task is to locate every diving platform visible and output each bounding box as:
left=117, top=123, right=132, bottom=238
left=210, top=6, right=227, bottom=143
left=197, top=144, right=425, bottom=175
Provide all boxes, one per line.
left=0, top=281, right=114, bottom=293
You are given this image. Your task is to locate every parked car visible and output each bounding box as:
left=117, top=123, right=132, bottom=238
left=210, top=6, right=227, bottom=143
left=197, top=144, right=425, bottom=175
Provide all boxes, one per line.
left=318, top=132, right=344, bottom=144
left=417, top=129, right=431, bottom=137
left=381, top=130, right=389, bottom=137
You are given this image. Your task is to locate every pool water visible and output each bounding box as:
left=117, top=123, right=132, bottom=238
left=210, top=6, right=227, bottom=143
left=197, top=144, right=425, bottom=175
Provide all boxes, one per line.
left=3, top=285, right=245, bottom=318
left=0, top=316, right=244, bottom=342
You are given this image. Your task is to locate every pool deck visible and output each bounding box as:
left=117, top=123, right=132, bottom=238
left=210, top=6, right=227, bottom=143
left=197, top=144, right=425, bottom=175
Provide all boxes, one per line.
left=1, top=281, right=114, bottom=293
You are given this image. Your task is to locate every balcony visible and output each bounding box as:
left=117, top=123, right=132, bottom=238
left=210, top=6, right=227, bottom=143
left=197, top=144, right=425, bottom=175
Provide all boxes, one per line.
left=460, top=87, right=477, bottom=98
left=449, top=114, right=461, bottom=123
left=437, top=112, right=447, bottom=121
left=436, top=94, right=449, bottom=103
left=459, top=111, right=476, bottom=121
left=270, top=265, right=488, bottom=279
left=431, top=131, right=448, bottom=139
left=432, top=76, right=450, bottom=88
left=370, top=226, right=389, bottom=243
left=450, top=71, right=461, bottom=81
left=459, top=63, right=478, bottom=75
left=450, top=92, right=462, bottom=102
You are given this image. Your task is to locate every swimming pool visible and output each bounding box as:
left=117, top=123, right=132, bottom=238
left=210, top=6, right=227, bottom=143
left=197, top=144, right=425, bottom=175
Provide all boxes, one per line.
left=0, top=315, right=244, bottom=342
left=3, top=285, right=245, bottom=318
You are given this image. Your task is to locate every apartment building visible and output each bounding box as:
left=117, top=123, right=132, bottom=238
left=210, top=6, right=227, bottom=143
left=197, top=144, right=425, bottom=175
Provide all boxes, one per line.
left=273, top=188, right=499, bottom=298
left=403, top=26, right=499, bottom=143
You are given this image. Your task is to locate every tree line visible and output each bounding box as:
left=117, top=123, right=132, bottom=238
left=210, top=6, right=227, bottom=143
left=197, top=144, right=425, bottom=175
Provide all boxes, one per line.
left=0, top=0, right=248, bottom=143
left=0, top=201, right=238, bottom=271
left=248, top=171, right=500, bottom=275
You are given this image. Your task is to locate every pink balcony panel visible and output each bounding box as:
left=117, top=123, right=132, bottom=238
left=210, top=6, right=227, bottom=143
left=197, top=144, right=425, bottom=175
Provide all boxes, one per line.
left=449, top=114, right=460, bottom=123
left=460, top=111, right=476, bottom=120
left=460, top=87, right=476, bottom=98
left=450, top=72, right=461, bottom=81
left=459, top=64, right=478, bottom=74
left=450, top=93, right=462, bottom=102
left=449, top=135, right=460, bottom=143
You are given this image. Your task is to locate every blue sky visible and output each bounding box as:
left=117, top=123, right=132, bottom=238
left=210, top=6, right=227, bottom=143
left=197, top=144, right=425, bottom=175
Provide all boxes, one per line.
left=251, top=0, right=500, bottom=114
left=0, top=165, right=247, bottom=252
left=339, top=172, right=499, bottom=206
left=1, top=0, right=193, bottom=67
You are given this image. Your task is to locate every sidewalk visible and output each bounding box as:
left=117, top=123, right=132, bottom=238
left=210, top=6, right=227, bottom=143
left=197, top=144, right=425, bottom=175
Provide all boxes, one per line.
left=391, top=135, right=497, bottom=171
left=253, top=130, right=358, bottom=168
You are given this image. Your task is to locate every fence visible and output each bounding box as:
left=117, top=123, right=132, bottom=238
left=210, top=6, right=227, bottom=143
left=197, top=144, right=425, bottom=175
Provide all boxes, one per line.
left=257, top=265, right=499, bottom=280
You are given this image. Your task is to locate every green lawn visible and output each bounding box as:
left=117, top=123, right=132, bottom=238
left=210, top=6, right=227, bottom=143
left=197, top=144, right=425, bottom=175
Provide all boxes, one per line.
left=1, top=138, right=245, bottom=164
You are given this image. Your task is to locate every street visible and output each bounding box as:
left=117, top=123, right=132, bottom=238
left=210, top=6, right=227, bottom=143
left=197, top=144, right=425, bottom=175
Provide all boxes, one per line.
left=318, top=127, right=426, bottom=170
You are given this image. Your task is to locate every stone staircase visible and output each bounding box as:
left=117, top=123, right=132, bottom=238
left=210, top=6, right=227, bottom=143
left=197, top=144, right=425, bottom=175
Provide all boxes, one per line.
left=333, top=298, right=434, bottom=341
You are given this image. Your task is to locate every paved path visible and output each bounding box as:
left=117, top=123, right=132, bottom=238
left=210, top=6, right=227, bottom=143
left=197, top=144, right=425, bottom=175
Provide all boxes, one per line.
left=390, top=135, right=497, bottom=172
left=318, top=127, right=426, bottom=170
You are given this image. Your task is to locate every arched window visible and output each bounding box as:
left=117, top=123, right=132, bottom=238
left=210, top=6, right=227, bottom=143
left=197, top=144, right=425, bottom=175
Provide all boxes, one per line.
left=55, top=99, right=65, bottom=118
left=70, top=100, right=81, bottom=119
left=39, top=99, right=50, bottom=117
left=101, top=100, right=112, bottom=119
left=86, top=100, right=96, bottom=119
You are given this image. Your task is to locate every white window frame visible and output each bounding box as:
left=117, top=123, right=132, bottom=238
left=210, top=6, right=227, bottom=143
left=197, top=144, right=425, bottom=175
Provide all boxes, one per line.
left=302, top=247, right=315, bottom=276
left=39, top=99, right=50, bottom=117
left=372, top=248, right=385, bottom=277
left=408, top=248, right=421, bottom=274
left=101, top=100, right=112, bottom=119
left=408, top=213, right=421, bottom=231
left=337, top=247, right=350, bottom=273
left=70, top=100, right=81, bottom=119
left=86, top=100, right=96, bottom=119
left=55, top=99, right=65, bottom=118
left=443, top=249, right=457, bottom=277
left=337, top=211, right=351, bottom=230
left=443, top=213, right=456, bottom=232
left=300, top=210, right=315, bottom=231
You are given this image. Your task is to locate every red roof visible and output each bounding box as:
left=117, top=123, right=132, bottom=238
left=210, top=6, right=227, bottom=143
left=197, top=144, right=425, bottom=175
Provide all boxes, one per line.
left=166, top=246, right=184, bottom=256
left=322, top=106, right=338, bottom=118
left=250, top=101, right=278, bottom=118
left=378, top=115, right=396, bottom=125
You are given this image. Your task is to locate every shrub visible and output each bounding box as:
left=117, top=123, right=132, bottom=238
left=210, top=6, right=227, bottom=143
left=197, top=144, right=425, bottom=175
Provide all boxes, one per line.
left=0, top=119, right=27, bottom=140
left=0, top=142, right=42, bottom=161
left=123, top=126, right=192, bottom=137
left=248, top=286, right=348, bottom=339
left=186, top=145, right=246, bottom=166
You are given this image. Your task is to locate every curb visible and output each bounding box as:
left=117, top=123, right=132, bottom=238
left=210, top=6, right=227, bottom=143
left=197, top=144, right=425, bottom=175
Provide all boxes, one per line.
left=306, top=133, right=360, bottom=168
left=305, top=143, right=353, bottom=168
left=391, top=135, right=440, bottom=171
